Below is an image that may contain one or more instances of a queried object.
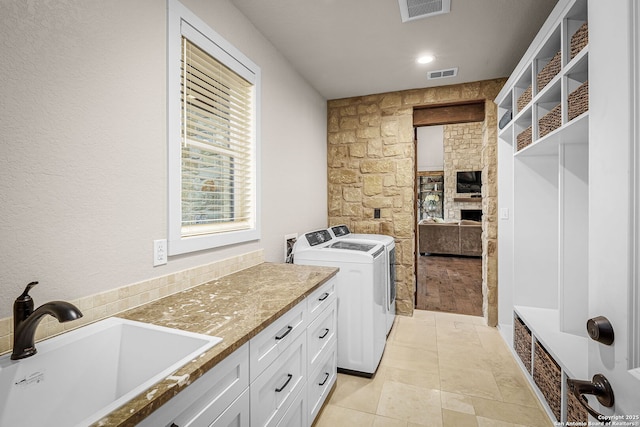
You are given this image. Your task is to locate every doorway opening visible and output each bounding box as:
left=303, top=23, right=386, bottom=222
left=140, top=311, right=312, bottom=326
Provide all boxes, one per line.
left=413, top=100, right=487, bottom=317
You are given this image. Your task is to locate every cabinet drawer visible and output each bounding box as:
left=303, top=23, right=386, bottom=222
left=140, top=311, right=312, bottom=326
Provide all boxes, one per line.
left=210, top=389, right=250, bottom=427
left=307, top=302, right=336, bottom=373
left=138, top=343, right=249, bottom=427
left=308, top=341, right=337, bottom=422
left=250, top=300, right=306, bottom=382
left=275, top=385, right=307, bottom=427
left=307, top=277, right=336, bottom=322
left=251, top=332, right=306, bottom=427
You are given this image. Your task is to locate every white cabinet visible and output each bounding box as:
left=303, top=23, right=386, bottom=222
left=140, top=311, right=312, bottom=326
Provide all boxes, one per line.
left=249, top=300, right=307, bottom=383
left=496, top=0, right=590, bottom=423
left=308, top=341, right=337, bottom=421
left=137, top=343, right=250, bottom=427
left=307, top=277, right=336, bottom=320
left=305, top=278, right=337, bottom=424
left=139, top=276, right=337, bottom=427
left=250, top=332, right=307, bottom=427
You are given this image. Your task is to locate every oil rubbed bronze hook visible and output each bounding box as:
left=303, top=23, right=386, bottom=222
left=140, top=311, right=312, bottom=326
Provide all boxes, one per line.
left=567, top=374, right=615, bottom=423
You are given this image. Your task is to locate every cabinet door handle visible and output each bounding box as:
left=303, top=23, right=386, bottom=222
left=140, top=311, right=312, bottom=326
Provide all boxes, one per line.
left=275, top=325, right=293, bottom=340
left=319, top=328, right=329, bottom=339
left=567, top=374, right=615, bottom=421
left=275, top=373, right=293, bottom=392
left=318, top=372, right=330, bottom=386
left=318, top=292, right=329, bottom=301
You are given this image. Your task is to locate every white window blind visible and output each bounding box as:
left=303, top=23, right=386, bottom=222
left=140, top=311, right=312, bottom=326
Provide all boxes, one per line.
left=180, top=38, right=254, bottom=237
left=167, top=0, right=260, bottom=255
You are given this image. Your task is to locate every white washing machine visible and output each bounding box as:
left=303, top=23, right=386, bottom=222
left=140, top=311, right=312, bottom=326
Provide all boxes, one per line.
left=329, top=225, right=396, bottom=334
left=293, top=229, right=386, bottom=376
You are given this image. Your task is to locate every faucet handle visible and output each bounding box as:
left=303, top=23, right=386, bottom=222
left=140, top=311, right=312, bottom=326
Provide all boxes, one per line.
left=18, top=281, right=38, bottom=301
left=14, top=282, right=38, bottom=326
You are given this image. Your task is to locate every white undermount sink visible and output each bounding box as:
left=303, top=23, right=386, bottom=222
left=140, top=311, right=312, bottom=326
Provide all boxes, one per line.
left=0, top=317, right=222, bottom=427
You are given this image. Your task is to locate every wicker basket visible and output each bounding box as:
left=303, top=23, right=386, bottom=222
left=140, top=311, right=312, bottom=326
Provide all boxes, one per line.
left=567, top=380, right=589, bottom=424
left=514, top=315, right=532, bottom=373
left=537, top=51, right=561, bottom=92
left=568, top=81, right=589, bottom=121
left=571, top=22, right=589, bottom=60
left=539, top=104, right=562, bottom=138
left=517, top=126, right=532, bottom=151
left=517, top=85, right=532, bottom=112
left=534, top=341, right=561, bottom=421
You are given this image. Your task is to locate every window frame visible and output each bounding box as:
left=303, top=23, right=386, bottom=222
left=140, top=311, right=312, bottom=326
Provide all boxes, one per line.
left=167, top=0, right=261, bottom=255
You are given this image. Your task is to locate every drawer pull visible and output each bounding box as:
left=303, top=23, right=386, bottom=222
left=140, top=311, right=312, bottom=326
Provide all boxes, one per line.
left=318, top=372, right=330, bottom=386
left=275, top=373, right=293, bottom=392
left=319, top=328, right=329, bottom=339
left=275, top=325, right=293, bottom=340
left=318, top=292, right=329, bottom=301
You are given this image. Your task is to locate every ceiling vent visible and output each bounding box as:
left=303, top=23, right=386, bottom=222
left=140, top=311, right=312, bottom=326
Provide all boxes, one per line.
left=398, top=0, right=451, bottom=22
left=427, top=67, right=458, bottom=80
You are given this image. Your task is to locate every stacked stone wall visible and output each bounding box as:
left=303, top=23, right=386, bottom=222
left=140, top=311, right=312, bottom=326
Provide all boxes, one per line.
left=443, top=122, right=483, bottom=220
left=327, top=78, right=505, bottom=325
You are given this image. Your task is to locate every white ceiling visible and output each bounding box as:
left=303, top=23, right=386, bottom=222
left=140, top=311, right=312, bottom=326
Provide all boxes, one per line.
left=229, top=0, right=558, bottom=100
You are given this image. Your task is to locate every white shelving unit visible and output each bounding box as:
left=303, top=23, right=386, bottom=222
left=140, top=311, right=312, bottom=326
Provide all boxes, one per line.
left=496, top=0, right=590, bottom=423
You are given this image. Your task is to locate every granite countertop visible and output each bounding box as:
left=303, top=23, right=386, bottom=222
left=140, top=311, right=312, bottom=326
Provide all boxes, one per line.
left=92, top=262, right=338, bottom=427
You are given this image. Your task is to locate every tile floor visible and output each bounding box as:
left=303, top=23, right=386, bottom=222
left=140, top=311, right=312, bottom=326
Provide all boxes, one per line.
left=314, top=310, right=553, bottom=427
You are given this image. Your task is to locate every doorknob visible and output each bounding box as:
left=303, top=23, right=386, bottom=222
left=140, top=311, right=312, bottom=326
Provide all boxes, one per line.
left=587, top=316, right=614, bottom=345
left=567, top=374, right=614, bottom=421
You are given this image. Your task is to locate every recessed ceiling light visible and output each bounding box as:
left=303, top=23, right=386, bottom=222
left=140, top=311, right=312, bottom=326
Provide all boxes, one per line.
left=417, top=55, right=435, bottom=64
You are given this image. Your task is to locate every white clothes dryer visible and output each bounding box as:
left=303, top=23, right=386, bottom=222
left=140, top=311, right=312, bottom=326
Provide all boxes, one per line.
left=293, top=229, right=386, bottom=376
left=329, top=225, right=396, bottom=334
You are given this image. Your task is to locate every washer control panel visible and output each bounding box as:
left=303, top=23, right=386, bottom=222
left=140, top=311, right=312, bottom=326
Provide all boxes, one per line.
left=305, top=230, right=333, bottom=247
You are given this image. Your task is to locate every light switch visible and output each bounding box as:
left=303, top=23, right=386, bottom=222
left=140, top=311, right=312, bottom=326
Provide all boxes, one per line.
left=500, top=208, right=510, bottom=220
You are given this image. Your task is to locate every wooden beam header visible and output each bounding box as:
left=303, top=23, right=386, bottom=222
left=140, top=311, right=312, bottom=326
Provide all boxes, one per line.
left=413, top=101, right=485, bottom=127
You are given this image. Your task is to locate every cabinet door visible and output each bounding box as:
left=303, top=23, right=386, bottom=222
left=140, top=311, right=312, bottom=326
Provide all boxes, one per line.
left=307, top=302, right=336, bottom=373
left=307, top=277, right=336, bottom=321
left=251, top=332, right=306, bottom=427
left=308, top=341, right=337, bottom=422
left=250, top=300, right=306, bottom=382
left=275, top=386, right=307, bottom=427
left=137, top=343, right=249, bottom=427
left=209, top=389, right=250, bottom=427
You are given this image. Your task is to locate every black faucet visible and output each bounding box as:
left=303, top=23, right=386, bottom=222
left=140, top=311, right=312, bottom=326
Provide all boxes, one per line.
left=11, top=281, right=83, bottom=360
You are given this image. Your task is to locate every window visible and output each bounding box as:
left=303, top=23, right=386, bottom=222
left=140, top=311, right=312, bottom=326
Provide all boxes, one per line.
left=168, top=0, right=260, bottom=255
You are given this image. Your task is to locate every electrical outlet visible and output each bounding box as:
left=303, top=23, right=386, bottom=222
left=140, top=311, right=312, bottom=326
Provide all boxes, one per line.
left=153, top=239, right=167, bottom=266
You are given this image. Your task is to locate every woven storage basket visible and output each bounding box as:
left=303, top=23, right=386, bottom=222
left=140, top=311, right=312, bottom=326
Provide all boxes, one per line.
left=539, top=104, right=562, bottom=138
left=516, top=126, right=532, bottom=151
left=534, top=342, right=561, bottom=421
left=517, top=85, right=532, bottom=112
left=570, top=22, right=589, bottom=60
left=514, top=315, right=532, bottom=373
left=566, top=381, right=589, bottom=424
left=537, top=51, right=561, bottom=92
left=568, top=81, right=589, bottom=121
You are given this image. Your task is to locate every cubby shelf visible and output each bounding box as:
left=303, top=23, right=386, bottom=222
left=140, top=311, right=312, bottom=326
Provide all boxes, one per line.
left=514, top=306, right=588, bottom=379
left=496, top=0, right=589, bottom=424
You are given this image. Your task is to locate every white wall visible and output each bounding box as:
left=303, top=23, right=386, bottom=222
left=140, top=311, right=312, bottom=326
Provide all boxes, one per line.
left=0, top=0, right=328, bottom=318
left=416, top=125, right=444, bottom=171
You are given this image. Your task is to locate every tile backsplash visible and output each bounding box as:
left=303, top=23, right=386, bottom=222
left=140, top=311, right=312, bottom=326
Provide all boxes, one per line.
left=0, top=250, right=264, bottom=356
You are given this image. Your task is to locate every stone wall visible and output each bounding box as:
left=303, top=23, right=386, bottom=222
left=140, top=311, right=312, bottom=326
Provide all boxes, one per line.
left=443, top=122, right=483, bottom=220
left=327, top=78, right=505, bottom=325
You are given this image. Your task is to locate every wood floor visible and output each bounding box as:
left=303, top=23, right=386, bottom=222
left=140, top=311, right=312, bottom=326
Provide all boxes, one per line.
left=415, top=254, right=483, bottom=316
